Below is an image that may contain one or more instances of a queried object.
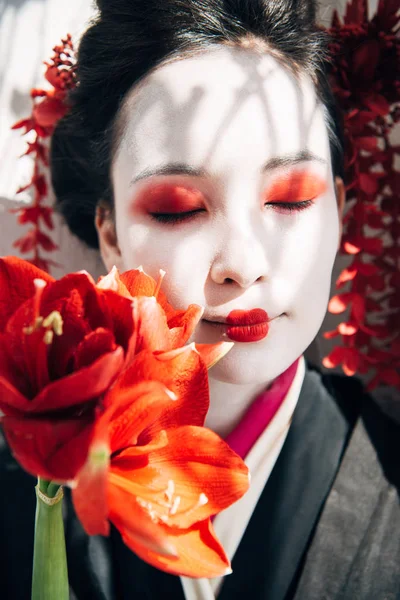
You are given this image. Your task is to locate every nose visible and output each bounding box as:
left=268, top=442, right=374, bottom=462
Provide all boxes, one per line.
left=210, top=222, right=269, bottom=288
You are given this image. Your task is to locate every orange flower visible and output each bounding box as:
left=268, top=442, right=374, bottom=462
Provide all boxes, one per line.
left=0, top=257, right=136, bottom=481
left=98, top=266, right=230, bottom=367
left=72, top=345, right=249, bottom=578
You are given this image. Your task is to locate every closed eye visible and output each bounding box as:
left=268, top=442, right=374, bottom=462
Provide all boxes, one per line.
left=149, top=209, right=206, bottom=224
left=265, top=200, right=314, bottom=213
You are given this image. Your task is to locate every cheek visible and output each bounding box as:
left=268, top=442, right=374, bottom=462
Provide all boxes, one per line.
left=115, top=219, right=214, bottom=307
left=272, top=198, right=338, bottom=313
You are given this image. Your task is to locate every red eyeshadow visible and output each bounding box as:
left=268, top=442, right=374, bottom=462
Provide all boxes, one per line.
left=264, top=170, right=328, bottom=203
left=136, top=184, right=205, bottom=213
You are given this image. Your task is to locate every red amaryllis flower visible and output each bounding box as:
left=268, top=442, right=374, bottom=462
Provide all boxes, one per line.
left=0, top=256, right=136, bottom=482
left=72, top=345, right=248, bottom=578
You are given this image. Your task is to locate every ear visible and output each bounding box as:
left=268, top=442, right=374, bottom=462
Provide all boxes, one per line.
left=95, top=204, right=124, bottom=272
left=334, top=176, right=345, bottom=250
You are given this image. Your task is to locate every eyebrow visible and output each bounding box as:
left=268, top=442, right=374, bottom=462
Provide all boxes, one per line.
left=130, top=150, right=326, bottom=185
left=262, top=150, right=327, bottom=170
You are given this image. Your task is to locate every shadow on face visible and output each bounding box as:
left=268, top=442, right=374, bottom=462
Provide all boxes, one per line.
left=96, top=45, right=344, bottom=385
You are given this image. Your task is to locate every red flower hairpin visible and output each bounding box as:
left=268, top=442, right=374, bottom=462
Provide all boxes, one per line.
left=11, top=35, right=76, bottom=273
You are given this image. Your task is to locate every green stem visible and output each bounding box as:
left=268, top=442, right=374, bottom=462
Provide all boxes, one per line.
left=31, top=478, right=69, bottom=600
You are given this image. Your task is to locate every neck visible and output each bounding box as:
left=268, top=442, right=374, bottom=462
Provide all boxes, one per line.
left=204, top=375, right=272, bottom=437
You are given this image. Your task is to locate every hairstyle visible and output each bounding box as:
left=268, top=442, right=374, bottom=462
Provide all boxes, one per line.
left=50, top=0, right=344, bottom=249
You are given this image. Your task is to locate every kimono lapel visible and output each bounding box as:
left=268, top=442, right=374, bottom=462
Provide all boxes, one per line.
left=63, top=488, right=114, bottom=600
left=293, top=395, right=400, bottom=600
left=109, top=526, right=186, bottom=600
left=218, top=368, right=358, bottom=600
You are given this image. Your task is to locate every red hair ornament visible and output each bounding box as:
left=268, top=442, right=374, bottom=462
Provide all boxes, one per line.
left=11, top=1, right=400, bottom=390
left=11, top=35, right=76, bottom=273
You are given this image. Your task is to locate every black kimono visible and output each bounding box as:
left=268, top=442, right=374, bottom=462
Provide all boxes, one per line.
left=1, top=366, right=400, bottom=600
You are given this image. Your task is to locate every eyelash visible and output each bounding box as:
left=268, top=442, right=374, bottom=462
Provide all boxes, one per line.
left=265, top=199, right=314, bottom=212
left=149, top=200, right=313, bottom=224
left=149, top=209, right=205, bottom=224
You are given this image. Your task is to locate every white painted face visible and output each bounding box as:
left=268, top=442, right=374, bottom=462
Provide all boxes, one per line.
left=104, top=46, right=342, bottom=386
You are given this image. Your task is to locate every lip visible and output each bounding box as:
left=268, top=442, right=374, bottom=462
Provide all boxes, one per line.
left=203, top=309, right=274, bottom=343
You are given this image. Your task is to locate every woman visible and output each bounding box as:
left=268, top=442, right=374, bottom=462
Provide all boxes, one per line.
left=1, top=1, right=399, bottom=598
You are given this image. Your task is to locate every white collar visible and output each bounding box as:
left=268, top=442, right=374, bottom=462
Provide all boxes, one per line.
left=181, top=357, right=306, bottom=600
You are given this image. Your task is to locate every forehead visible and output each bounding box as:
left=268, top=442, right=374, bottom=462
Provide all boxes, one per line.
left=113, top=46, right=330, bottom=176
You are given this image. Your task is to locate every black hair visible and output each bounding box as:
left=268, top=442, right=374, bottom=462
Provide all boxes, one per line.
left=50, top=0, right=344, bottom=249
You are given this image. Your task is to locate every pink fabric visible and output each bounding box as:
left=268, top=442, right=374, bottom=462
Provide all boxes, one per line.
left=224, top=358, right=300, bottom=460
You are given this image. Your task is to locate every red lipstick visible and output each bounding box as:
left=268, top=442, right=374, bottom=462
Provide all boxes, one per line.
left=226, top=308, right=269, bottom=343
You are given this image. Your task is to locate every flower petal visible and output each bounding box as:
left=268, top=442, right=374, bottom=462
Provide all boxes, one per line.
left=105, top=381, right=177, bottom=454
left=195, top=342, right=234, bottom=369
left=96, top=266, right=132, bottom=299
left=72, top=437, right=110, bottom=536
left=110, top=426, right=249, bottom=528
left=0, top=256, right=54, bottom=332
left=114, top=512, right=231, bottom=578
left=0, top=375, right=30, bottom=415
left=72, top=381, right=175, bottom=535
left=97, top=289, right=136, bottom=357
left=118, top=268, right=182, bottom=321
left=328, top=293, right=352, bottom=314
left=0, top=334, right=31, bottom=401
left=166, top=304, right=204, bottom=347
left=110, top=348, right=209, bottom=432
left=5, top=302, right=50, bottom=396
left=1, top=415, right=94, bottom=481
left=108, top=483, right=179, bottom=559
left=119, top=268, right=157, bottom=297
left=41, top=272, right=113, bottom=338
left=133, top=297, right=171, bottom=352
left=322, top=346, right=345, bottom=369
left=32, top=347, right=124, bottom=413
left=33, top=97, right=67, bottom=127
left=73, top=328, right=117, bottom=370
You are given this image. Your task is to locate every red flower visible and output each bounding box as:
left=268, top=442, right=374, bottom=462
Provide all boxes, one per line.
left=323, top=0, right=400, bottom=388
left=0, top=257, right=135, bottom=482
left=322, top=346, right=362, bottom=376
left=72, top=345, right=249, bottom=578
left=33, top=97, right=68, bottom=129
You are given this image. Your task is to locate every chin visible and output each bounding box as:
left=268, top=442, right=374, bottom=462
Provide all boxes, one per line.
left=206, top=341, right=299, bottom=386
left=192, top=313, right=320, bottom=386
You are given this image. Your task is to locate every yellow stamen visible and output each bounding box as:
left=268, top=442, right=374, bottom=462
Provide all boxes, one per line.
left=43, top=330, right=54, bottom=345
left=136, top=479, right=208, bottom=525
left=23, top=303, right=64, bottom=348
left=42, top=311, right=63, bottom=336
left=169, top=496, right=181, bottom=516
left=164, top=480, right=175, bottom=504
left=110, top=473, right=209, bottom=526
